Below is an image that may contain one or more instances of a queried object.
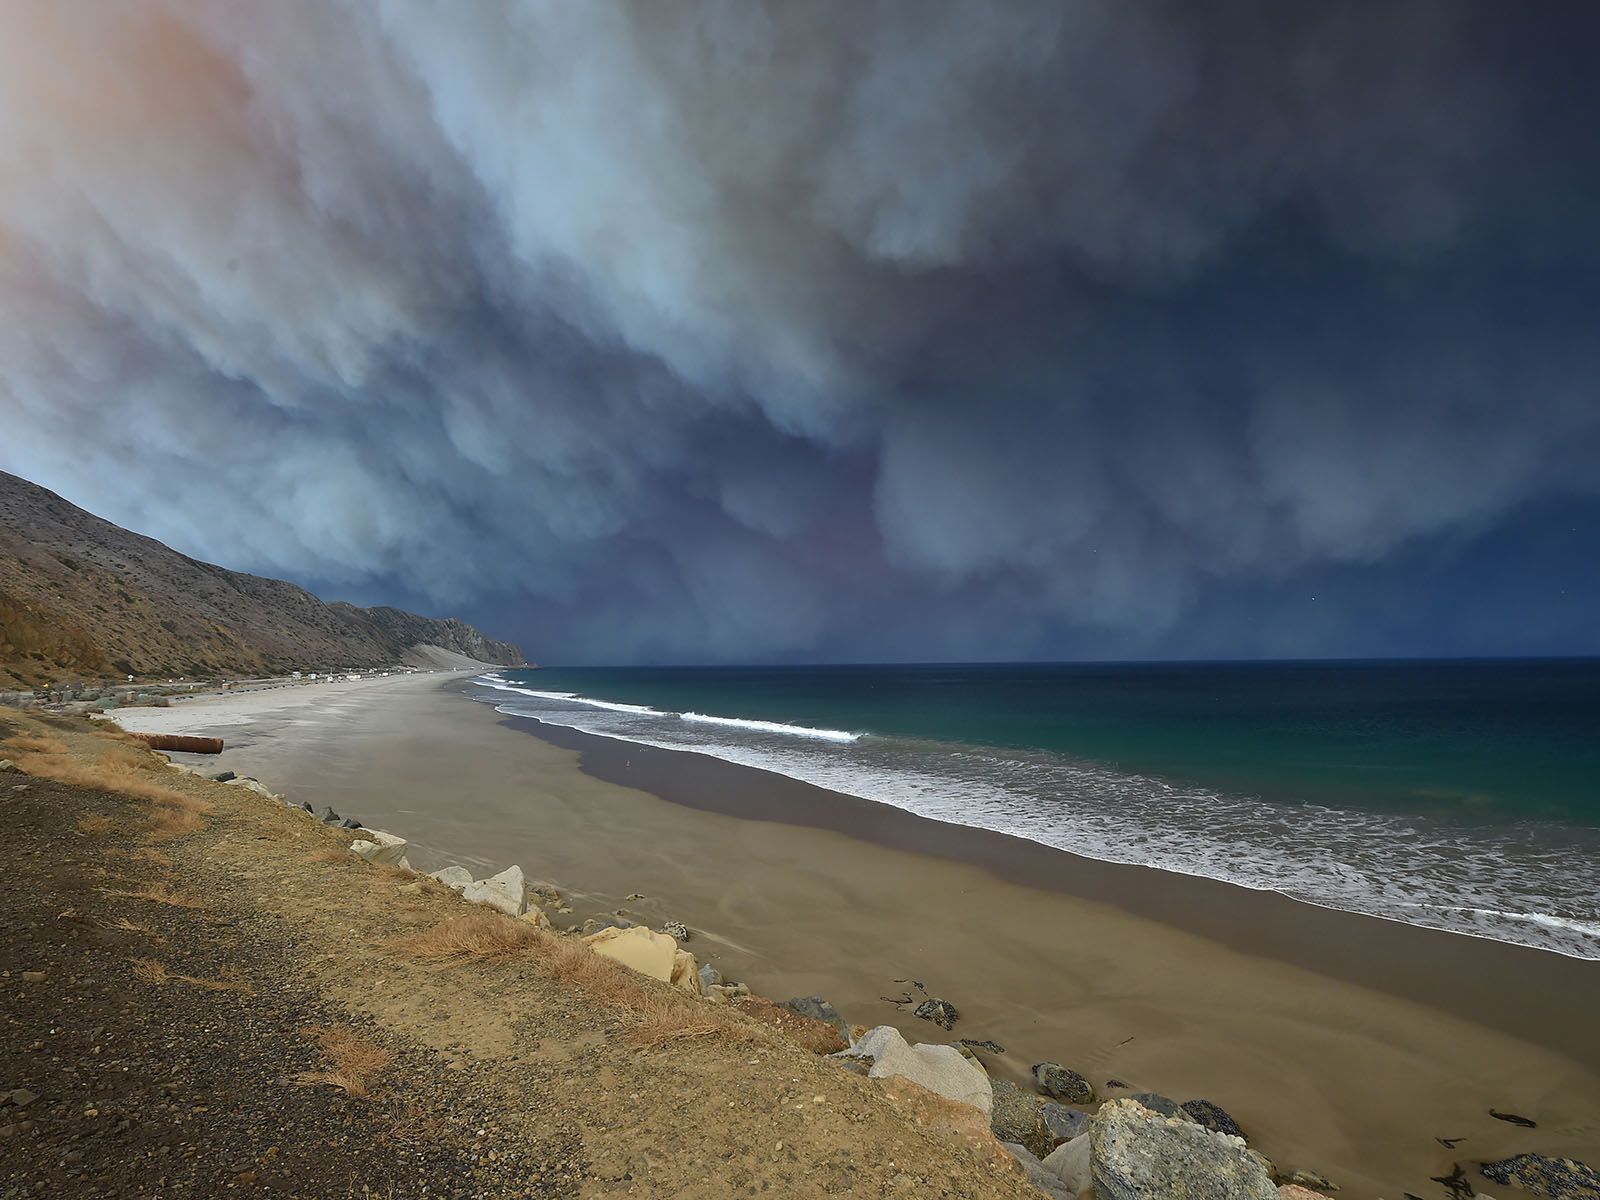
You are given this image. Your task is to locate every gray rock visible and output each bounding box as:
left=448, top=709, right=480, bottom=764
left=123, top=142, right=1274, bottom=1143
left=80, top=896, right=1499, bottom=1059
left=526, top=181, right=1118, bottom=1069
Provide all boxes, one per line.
left=1041, top=1102, right=1089, bottom=1147
left=697, top=963, right=723, bottom=991
left=580, top=917, right=632, bottom=936
left=1003, top=1143, right=1077, bottom=1200
left=990, top=1079, right=1051, bottom=1160
left=1129, top=1092, right=1187, bottom=1119
left=9, top=1089, right=39, bottom=1108
left=784, top=995, right=849, bottom=1041
left=662, top=919, right=691, bottom=941
left=1480, top=1153, right=1600, bottom=1200
left=429, top=865, right=473, bottom=891
left=1043, top=1133, right=1092, bottom=1193
left=339, top=817, right=363, bottom=829
left=837, top=1025, right=992, bottom=1115
left=210, top=770, right=236, bottom=783
left=313, top=805, right=340, bottom=824
left=913, top=996, right=960, bottom=1031
left=1033, top=1062, right=1095, bottom=1104
left=461, top=864, right=528, bottom=917
left=1181, top=1098, right=1246, bottom=1140
left=0, top=760, right=17, bottom=773
left=1091, top=1098, right=1276, bottom=1200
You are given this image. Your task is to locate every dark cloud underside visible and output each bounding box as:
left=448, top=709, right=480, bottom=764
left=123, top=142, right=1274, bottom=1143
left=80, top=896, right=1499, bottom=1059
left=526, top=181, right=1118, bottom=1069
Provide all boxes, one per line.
left=3, top=1, right=1597, bottom=662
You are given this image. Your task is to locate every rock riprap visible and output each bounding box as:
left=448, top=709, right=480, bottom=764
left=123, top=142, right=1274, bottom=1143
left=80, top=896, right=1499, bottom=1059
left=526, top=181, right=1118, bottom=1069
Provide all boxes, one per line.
left=1480, top=1153, right=1600, bottom=1200
left=1041, top=1102, right=1089, bottom=1147
left=837, top=1026, right=993, bottom=1116
left=462, top=865, right=528, bottom=917
left=348, top=830, right=407, bottom=867
left=1002, top=1143, right=1076, bottom=1199
left=990, top=1079, right=1051, bottom=1159
left=428, top=865, right=473, bottom=891
left=1042, top=1132, right=1092, bottom=1194
left=582, top=926, right=700, bottom=994
left=1033, top=1062, right=1095, bottom=1104
left=1091, top=1098, right=1277, bottom=1200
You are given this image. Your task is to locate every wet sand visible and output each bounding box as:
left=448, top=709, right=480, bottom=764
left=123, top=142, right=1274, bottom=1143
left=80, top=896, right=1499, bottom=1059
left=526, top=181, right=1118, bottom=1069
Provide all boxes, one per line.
left=114, top=673, right=1600, bottom=1199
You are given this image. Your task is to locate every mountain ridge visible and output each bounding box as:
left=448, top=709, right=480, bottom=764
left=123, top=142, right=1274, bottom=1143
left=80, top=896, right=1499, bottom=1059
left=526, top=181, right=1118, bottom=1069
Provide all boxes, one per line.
left=0, top=469, right=525, bottom=686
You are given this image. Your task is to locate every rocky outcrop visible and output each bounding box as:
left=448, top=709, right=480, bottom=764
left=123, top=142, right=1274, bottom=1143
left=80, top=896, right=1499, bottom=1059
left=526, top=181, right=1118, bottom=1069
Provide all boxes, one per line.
left=913, top=997, right=960, bottom=1031
left=837, top=1026, right=992, bottom=1116
left=1090, top=1098, right=1277, bottom=1200
left=1033, top=1062, right=1095, bottom=1104
left=462, top=865, right=529, bottom=917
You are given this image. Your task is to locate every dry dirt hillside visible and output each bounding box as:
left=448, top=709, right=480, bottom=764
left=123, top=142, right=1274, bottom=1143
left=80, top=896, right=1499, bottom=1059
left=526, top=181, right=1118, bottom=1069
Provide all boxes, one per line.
left=0, top=470, right=524, bottom=686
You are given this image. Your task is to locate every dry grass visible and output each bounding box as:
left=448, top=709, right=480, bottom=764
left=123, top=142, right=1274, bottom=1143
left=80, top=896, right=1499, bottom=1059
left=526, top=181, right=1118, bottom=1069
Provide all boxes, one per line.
left=393, top=914, right=750, bottom=1047
left=2, top=733, right=66, bottom=755
left=309, top=848, right=354, bottom=865
left=105, top=881, right=207, bottom=909
left=296, top=1026, right=392, bottom=1099
left=131, top=956, right=252, bottom=993
left=99, top=916, right=162, bottom=940
left=76, top=812, right=118, bottom=836
left=734, top=997, right=848, bottom=1054
left=375, top=863, right=415, bottom=881
left=108, top=846, right=173, bottom=868
left=11, top=747, right=214, bottom=841
left=391, top=913, right=545, bottom=962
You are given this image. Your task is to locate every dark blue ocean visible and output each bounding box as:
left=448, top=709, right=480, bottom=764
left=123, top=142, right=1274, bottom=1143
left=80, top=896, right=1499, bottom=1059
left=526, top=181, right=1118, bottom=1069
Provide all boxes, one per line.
left=470, top=659, right=1600, bottom=959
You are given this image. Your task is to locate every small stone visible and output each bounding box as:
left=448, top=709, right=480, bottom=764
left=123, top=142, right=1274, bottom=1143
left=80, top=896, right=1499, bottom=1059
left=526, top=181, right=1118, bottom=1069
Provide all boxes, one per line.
left=698, top=963, right=723, bottom=991
left=20, top=971, right=45, bottom=984
left=662, top=919, right=691, bottom=941
left=1129, top=1092, right=1188, bottom=1119
left=1181, top=1098, right=1246, bottom=1140
left=913, top=997, right=960, bottom=1031
left=10, top=1090, right=39, bottom=1108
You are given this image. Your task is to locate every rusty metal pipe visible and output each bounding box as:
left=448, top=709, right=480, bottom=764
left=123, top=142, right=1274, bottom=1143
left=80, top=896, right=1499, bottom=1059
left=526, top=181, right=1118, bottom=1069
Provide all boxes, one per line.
left=132, top=733, right=224, bottom=754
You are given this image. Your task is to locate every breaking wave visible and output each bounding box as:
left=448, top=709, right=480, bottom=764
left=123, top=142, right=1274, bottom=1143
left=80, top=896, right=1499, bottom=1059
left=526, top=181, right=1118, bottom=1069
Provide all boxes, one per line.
left=470, top=674, right=1600, bottom=961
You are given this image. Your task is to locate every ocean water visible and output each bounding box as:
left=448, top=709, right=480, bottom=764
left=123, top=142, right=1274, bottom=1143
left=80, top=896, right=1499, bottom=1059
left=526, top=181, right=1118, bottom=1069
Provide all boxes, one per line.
left=469, top=660, right=1600, bottom=959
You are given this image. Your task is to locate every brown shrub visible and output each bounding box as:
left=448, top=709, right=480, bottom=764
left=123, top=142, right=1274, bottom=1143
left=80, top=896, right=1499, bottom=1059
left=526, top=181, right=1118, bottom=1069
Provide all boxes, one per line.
left=131, top=957, right=252, bottom=993
left=76, top=812, right=118, bottom=836
left=296, top=1026, right=392, bottom=1099
left=106, top=882, right=207, bottom=909
left=2, top=734, right=66, bottom=755
left=391, top=913, right=545, bottom=962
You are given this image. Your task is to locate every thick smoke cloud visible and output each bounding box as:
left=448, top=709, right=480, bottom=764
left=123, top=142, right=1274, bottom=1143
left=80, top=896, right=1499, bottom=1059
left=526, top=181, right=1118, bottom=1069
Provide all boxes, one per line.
left=2, top=1, right=1597, bottom=661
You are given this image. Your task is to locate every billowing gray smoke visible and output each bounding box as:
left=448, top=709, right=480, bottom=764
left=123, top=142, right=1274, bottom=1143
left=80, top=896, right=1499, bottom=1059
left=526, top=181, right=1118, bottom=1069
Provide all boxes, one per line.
left=2, top=1, right=1596, bottom=661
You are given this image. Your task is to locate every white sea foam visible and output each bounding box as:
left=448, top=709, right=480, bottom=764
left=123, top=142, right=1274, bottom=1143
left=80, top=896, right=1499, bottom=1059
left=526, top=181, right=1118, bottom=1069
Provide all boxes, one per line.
left=681, top=711, right=860, bottom=742
left=469, top=676, right=1600, bottom=961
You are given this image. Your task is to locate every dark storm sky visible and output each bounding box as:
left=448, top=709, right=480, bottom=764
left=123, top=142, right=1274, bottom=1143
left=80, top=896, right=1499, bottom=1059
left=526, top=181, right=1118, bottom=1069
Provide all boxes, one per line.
left=2, top=1, right=1598, bottom=664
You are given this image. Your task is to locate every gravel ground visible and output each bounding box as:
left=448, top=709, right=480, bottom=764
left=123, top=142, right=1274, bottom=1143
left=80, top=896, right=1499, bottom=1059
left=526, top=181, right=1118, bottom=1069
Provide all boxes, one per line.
left=0, top=712, right=1041, bottom=1199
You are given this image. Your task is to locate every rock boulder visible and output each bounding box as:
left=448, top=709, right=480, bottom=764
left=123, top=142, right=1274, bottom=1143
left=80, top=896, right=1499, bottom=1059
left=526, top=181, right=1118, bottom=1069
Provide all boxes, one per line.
left=1043, top=1132, right=1093, bottom=1194
left=1003, top=1143, right=1077, bottom=1199
left=349, top=830, right=407, bottom=866
left=991, top=1078, right=1051, bottom=1159
left=429, top=865, right=473, bottom=891
left=1480, top=1153, right=1600, bottom=1199
left=1091, top=1098, right=1277, bottom=1200
left=1033, top=1062, right=1095, bottom=1104
left=462, top=865, right=528, bottom=917
left=838, top=1026, right=992, bottom=1116
left=1041, top=1102, right=1089, bottom=1147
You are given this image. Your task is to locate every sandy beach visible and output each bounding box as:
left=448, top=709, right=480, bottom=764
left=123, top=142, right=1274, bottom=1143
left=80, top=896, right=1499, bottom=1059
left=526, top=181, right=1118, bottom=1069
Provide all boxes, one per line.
left=114, top=671, right=1600, bottom=1199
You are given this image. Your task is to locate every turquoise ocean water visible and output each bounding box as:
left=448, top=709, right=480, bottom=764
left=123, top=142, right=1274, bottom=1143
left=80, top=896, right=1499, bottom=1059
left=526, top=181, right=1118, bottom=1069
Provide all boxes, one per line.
left=470, top=660, right=1600, bottom=959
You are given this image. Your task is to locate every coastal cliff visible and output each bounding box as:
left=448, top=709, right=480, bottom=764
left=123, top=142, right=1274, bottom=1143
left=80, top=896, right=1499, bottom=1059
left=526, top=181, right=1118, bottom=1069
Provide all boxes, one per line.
left=0, top=470, right=524, bottom=685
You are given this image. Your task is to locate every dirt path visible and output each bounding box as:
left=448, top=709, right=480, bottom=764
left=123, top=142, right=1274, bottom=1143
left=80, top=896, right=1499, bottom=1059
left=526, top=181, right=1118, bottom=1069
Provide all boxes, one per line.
left=0, top=711, right=1039, bottom=1199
